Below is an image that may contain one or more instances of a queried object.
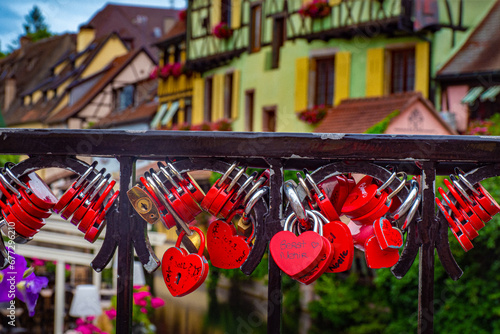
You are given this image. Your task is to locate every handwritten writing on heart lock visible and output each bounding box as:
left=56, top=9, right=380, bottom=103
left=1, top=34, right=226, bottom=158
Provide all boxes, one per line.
left=374, top=217, right=403, bottom=250
left=207, top=220, right=251, bottom=269
left=270, top=230, right=324, bottom=278
left=323, top=221, right=354, bottom=273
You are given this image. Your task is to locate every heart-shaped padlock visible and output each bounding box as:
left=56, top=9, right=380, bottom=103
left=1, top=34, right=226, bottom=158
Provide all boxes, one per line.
left=162, top=226, right=209, bottom=297
left=364, top=235, right=400, bottom=269
left=348, top=220, right=374, bottom=251
left=373, top=217, right=403, bottom=250
left=270, top=210, right=330, bottom=283
left=436, top=197, right=473, bottom=252
left=313, top=210, right=353, bottom=273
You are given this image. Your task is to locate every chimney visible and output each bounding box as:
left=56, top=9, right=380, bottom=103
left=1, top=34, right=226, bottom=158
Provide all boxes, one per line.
left=4, top=78, right=16, bottom=111
left=77, top=24, right=95, bottom=53
left=20, top=36, right=31, bottom=48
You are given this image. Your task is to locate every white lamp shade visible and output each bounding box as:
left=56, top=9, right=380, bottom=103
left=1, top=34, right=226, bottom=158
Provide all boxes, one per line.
left=133, top=261, right=146, bottom=286
left=70, top=285, right=102, bottom=318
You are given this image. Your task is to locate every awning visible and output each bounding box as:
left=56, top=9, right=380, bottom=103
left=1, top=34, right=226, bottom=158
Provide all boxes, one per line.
left=461, top=86, right=484, bottom=105
left=160, top=101, right=179, bottom=126
left=480, top=86, right=500, bottom=102
left=150, top=103, right=168, bottom=128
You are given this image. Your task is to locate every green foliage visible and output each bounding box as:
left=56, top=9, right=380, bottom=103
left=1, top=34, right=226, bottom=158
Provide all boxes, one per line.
left=364, top=110, right=400, bottom=134
left=0, top=155, right=19, bottom=167
left=23, top=6, right=52, bottom=42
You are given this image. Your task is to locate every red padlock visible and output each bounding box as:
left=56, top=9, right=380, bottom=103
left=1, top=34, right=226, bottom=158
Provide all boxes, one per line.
left=78, top=181, right=117, bottom=233
left=304, top=172, right=340, bottom=221
left=438, top=186, right=484, bottom=231
left=200, top=163, right=238, bottom=213
left=162, top=162, right=205, bottom=203
left=364, top=235, right=400, bottom=269
left=342, top=175, right=385, bottom=218
left=1, top=208, right=39, bottom=238
left=438, top=189, right=479, bottom=239
left=139, top=176, right=177, bottom=229
left=436, top=198, right=473, bottom=252
left=71, top=176, right=112, bottom=225
left=61, top=169, right=106, bottom=221
left=84, top=190, right=120, bottom=243
left=162, top=226, right=209, bottom=297
left=456, top=169, right=500, bottom=216
left=207, top=166, right=247, bottom=217
left=450, top=176, right=492, bottom=223
left=53, top=162, right=97, bottom=213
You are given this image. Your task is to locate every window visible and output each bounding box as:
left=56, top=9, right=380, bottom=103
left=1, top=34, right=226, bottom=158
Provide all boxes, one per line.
left=391, top=48, right=415, bottom=94
left=250, top=4, right=262, bottom=52
left=184, top=98, right=192, bottom=124
left=221, top=0, right=232, bottom=26
left=117, top=85, right=135, bottom=111
left=204, top=77, right=213, bottom=122
left=224, top=73, right=233, bottom=119
left=245, top=90, right=255, bottom=131
left=315, top=57, right=335, bottom=106
left=263, top=106, right=277, bottom=132
left=271, top=17, right=286, bottom=69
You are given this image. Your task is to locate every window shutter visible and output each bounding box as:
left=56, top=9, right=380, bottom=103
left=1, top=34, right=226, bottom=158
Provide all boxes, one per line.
left=415, top=41, right=429, bottom=99
left=295, top=57, right=309, bottom=111
left=212, top=74, right=225, bottom=120
left=231, top=0, right=242, bottom=29
left=365, top=48, right=385, bottom=97
left=334, top=51, right=351, bottom=105
left=192, top=78, right=205, bottom=124
left=211, top=0, right=221, bottom=29
left=231, top=70, right=240, bottom=119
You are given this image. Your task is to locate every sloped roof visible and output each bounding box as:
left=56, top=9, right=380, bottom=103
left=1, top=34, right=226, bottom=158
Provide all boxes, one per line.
left=437, top=1, right=500, bottom=77
left=314, top=92, right=455, bottom=134
left=154, top=20, right=186, bottom=48
left=91, top=100, right=158, bottom=129
left=45, top=47, right=153, bottom=124
left=86, top=3, right=179, bottom=56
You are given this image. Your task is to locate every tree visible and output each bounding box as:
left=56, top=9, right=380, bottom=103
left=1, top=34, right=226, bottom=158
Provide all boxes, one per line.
left=23, top=5, right=52, bottom=42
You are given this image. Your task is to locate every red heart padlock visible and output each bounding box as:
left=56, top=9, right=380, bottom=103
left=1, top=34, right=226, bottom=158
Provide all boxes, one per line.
left=436, top=197, right=473, bottom=252
left=364, top=235, right=400, bottom=269
left=438, top=187, right=484, bottom=231
left=314, top=210, right=353, bottom=273
left=270, top=211, right=325, bottom=279
left=450, top=176, right=492, bottom=223
left=373, top=217, right=403, bottom=250
left=161, top=226, right=209, bottom=297
left=207, top=215, right=253, bottom=269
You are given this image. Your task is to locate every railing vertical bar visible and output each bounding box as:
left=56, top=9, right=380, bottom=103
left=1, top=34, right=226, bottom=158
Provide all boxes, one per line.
left=267, top=160, right=284, bottom=333
left=418, top=162, right=436, bottom=334
left=116, top=157, right=136, bottom=334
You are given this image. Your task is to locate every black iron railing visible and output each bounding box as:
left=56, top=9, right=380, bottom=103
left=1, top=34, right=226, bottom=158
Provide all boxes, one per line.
left=1, top=129, right=500, bottom=333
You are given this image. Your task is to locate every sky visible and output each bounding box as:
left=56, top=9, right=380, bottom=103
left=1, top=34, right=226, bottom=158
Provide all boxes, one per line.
left=0, top=0, right=186, bottom=52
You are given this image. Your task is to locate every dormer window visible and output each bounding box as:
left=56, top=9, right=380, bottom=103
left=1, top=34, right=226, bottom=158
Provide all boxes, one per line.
left=116, top=84, right=135, bottom=111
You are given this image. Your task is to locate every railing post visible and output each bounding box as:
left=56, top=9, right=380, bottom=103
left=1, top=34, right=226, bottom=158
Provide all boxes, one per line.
left=115, top=157, right=135, bottom=333
left=418, top=162, right=436, bottom=334
left=267, top=160, right=283, bottom=333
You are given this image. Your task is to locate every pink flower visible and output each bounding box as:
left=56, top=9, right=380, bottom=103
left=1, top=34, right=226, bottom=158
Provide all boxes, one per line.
left=133, top=291, right=151, bottom=306
left=65, top=264, right=71, bottom=271
left=151, top=297, right=165, bottom=308
left=105, top=308, right=117, bottom=320
left=178, top=9, right=187, bottom=21
left=140, top=307, right=148, bottom=314
left=149, top=66, right=158, bottom=80
left=212, top=22, right=233, bottom=39
left=160, top=64, right=172, bottom=78
left=171, top=62, right=183, bottom=77
left=31, top=258, right=45, bottom=267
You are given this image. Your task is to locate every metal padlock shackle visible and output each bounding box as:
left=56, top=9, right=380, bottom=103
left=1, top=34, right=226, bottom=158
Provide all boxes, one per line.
left=226, top=166, right=247, bottom=193
left=0, top=234, right=10, bottom=268
left=311, top=209, right=330, bottom=227
left=3, top=163, right=30, bottom=190
left=454, top=168, right=481, bottom=197
left=284, top=210, right=322, bottom=236
left=158, top=163, right=182, bottom=191
left=83, top=173, right=111, bottom=206
left=304, top=172, right=325, bottom=200
left=74, top=161, right=99, bottom=190
left=391, top=179, right=419, bottom=220
left=243, top=174, right=267, bottom=204
left=297, top=173, right=313, bottom=202
left=217, top=162, right=239, bottom=186
left=78, top=168, right=106, bottom=198
left=235, top=171, right=258, bottom=200
left=383, top=172, right=407, bottom=203
left=164, top=161, right=185, bottom=182
left=450, top=174, right=475, bottom=204
left=283, top=180, right=308, bottom=224
left=144, top=171, right=192, bottom=236
left=149, top=170, right=176, bottom=201
left=402, top=193, right=421, bottom=230
left=244, top=186, right=269, bottom=218
left=0, top=172, right=21, bottom=198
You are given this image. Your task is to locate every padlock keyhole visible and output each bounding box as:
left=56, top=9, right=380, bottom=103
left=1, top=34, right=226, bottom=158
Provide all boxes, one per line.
left=176, top=273, right=181, bottom=284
